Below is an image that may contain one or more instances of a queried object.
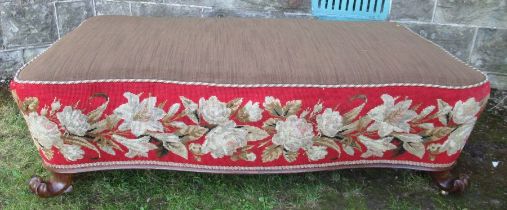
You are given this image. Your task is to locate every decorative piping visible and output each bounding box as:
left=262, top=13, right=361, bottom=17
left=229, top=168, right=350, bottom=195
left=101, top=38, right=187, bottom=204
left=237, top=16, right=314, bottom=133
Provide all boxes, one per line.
left=12, top=18, right=489, bottom=90
left=44, top=159, right=454, bottom=171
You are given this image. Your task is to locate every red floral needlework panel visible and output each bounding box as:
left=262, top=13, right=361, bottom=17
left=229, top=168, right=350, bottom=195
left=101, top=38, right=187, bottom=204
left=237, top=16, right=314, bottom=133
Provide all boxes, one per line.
left=10, top=81, right=490, bottom=173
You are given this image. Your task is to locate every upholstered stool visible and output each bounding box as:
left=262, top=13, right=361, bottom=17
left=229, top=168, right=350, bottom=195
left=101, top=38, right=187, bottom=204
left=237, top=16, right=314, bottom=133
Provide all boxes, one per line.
left=10, top=16, right=489, bottom=197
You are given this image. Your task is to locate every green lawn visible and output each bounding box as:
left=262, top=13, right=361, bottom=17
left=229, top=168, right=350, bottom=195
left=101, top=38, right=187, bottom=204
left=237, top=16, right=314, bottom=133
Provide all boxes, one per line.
left=1, top=85, right=506, bottom=209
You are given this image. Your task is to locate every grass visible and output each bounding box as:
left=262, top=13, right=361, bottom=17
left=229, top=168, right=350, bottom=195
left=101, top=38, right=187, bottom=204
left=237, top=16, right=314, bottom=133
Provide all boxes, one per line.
left=0, top=85, right=506, bottom=209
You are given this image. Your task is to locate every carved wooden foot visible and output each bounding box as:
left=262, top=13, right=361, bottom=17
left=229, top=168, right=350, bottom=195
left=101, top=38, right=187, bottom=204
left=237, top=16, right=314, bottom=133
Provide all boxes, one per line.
left=430, top=170, right=470, bottom=194
left=28, top=172, right=73, bottom=198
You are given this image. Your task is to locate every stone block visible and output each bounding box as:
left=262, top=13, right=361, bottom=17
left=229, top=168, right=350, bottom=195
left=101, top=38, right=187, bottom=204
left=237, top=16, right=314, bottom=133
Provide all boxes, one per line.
left=0, top=23, right=3, bottom=49
left=0, top=2, right=57, bottom=48
left=0, top=50, right=23, bottom=79
left=120, top=0, right=163, bottom=2
left=163, top=0, right=310, bottom=11
left=486, top=73, right=507, bottom=90
left=434, top=0, right=507, bottom=28
left=163, top=0, right=214, bottom=6
left=282, top=12, right=313, bottom=19
left=95, top=0, right=131, bottom=16
left=471, top=28, right=507, bottom=74
left=203, top=9, right=279, bottom=18
left=403, top=23, right=475, bottom=61
left=389, top=0, right=435, bottom=22
left=55, top=0, right=94, bottom=37
left=131, top=2, right=205, bottom=17
left=22, top=46, right=48, bottom=63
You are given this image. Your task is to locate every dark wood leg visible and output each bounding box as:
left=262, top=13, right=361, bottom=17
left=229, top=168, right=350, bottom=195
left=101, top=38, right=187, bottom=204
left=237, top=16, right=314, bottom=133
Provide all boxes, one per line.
left=430, top=170, right=470, bottom=194
left=28, top=172, right=73, bottom=198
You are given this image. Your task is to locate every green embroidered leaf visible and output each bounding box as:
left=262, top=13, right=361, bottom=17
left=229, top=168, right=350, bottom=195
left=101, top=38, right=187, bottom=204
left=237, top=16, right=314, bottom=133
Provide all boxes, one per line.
left=343, top=144, right=355, bottom=156
left=410, top=103, right=422, bottom=112
left=262, top=144, right=282, bottom=163
left=95, top=135, right=123, bottom=155
left=392, top=133, right=422, bottom=143
left=148, top=132, right=180, bottom=143
left=169, top=121, right=186, bottom=128
left=87, top=100, right=109, bottom=123
left=176, top=125, right=208, bottom=142
left=90, top=115, right=120, bottom=134
left=180, top=96, right=199, bottom=124
left=343, top=102, right=365, bottom=124
left=417, top=123, right=434, bottom=130
left=63, top=136, right=101, bottom=157
left=283, top=150, right=298, bottom=162
left=180, top=96, right=196, bottom=110
left=236, top=107, right=250, bottom=122
left=112, top=135, right=157, bottom=158
left=164, top=141, right=188, bottom=160
left=227, top=98, right=243, bottom=112
left=435, top=99, right=452, bottom=125
left=41, top=148, right=54, bottom=160
left=340, top=120, right=359, bottom=135
left=257, top=139, right=272, bottom=148
left=186, top=111, right=200, bottom=124
left=242, top=126, right=270, bottom=141
left=402, top=141, right=425, bottom=159
left=165, top=103, right=181, bottom=119
left=21, top=97, right=39, bottom=113
left=310, top=101, right=323, bottom=118
left=314, top=137, right=341, bottom=154
left=414, top=105, right=435, bottom=122
left=263, top=96, right=284, bottom=117
left=188, top=143, right=204, bottom=156
left=300, top=108, right=310, bottom=119
left=157, top=100, right=167, bottom=110
left=283, top=100, right=302, bottom=117
left=438, top=115, right=448, bottom=126
left=357, top=116, right=373, bottom=130
left=262, top=118, right=280, bottom=131
left=419, top=127, right=453, bottom=141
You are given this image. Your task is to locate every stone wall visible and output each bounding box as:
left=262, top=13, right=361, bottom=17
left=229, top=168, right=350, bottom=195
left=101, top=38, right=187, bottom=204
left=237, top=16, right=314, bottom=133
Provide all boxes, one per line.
left=0, top=0, right=505, bottom=90
left=391, top=0, right=507, bottom=90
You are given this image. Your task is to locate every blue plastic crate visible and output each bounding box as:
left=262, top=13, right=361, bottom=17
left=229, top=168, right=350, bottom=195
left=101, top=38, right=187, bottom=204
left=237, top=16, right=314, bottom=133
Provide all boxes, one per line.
left=312, top=0, right=391, bottom=21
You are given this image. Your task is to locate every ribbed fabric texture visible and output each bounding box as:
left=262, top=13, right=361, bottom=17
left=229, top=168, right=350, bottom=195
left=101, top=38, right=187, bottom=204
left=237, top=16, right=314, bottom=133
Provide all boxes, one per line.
left=19, top=16, right=485, bottom=86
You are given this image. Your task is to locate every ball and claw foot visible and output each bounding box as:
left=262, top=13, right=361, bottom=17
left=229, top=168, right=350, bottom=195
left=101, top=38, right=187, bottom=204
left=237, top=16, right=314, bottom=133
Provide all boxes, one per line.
left=430, top=170, right=470, bottom=194
left=28, top=172, right=73, bottom=198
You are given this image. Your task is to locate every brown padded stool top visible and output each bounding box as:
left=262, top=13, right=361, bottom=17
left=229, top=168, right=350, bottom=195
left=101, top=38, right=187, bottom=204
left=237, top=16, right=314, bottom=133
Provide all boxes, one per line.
left=18, top=16, right=485, bottom=86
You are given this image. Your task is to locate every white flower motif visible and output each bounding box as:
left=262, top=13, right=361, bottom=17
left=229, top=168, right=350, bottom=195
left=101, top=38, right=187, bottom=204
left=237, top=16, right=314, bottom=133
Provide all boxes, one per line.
left=40, top=107, right=48, bottom=116
left=245, top=153, right=257, bottom=161
left=316, top=108, right=343, bottom=137
left=60, top=144, right=85, bottom=161
left=358, top=135, right=396, bottom=158
left=272, top=115, right=314, bottom=152
left=113, top=92, right=165, bottom=137
left=452, top=98, right=481, bottom=125
left=263, top=96, right=281, bottom=108
left=439, top=122, right=475, bottom=156
left=243, top=101, right=263, bottom=122
left=50, top=99, right=61, bottom=112
left=312, top=102, right=323, bottom=116
left=26, top=112, right=62, bottom=150
left=201, top=121, right=248, bottom=158
left=199, top=96, right=231, bottom=125
left=367, top=94, right=417, bottom=137
left=57, top=106, right=91, bottom=136
left=112, top=135, right=158, bottom=158
left=427, top=143, right=441, bottom=153
left=306, top=146, right=328, bottom=161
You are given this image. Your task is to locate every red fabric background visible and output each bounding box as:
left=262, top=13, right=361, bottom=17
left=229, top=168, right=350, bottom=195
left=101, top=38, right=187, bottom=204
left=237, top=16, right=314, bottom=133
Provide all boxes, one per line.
left=10, top=81, right=490, bottom=171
